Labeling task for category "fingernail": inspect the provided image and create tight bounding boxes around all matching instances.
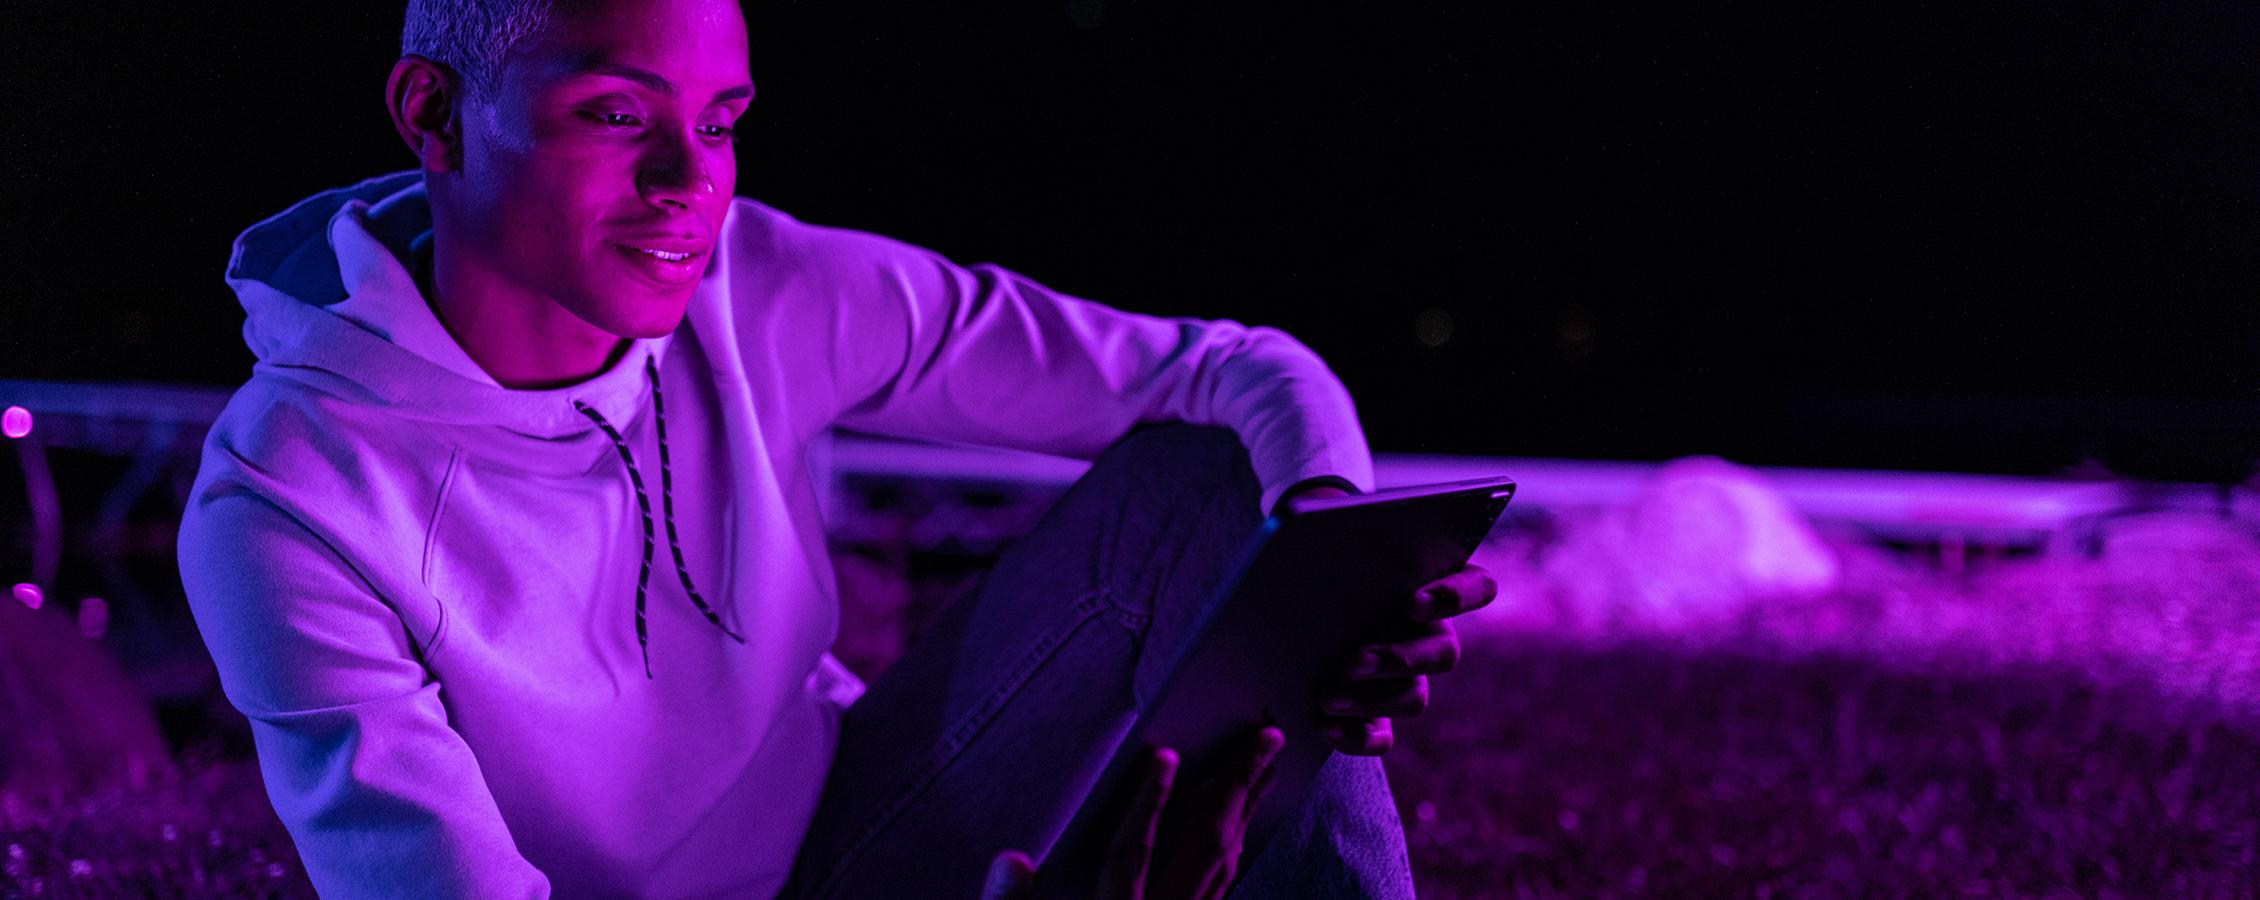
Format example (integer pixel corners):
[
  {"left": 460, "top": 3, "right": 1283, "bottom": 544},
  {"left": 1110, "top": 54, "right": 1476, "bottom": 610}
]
[
  {"left": 1150, "top": 748, "right": 1178, "bottom": 782},
  {"left": 986, "top": 851, "right": 1032, "bottom": 895},
  {"left": 1414, "top": 590, "right": 1439, "bottom": 617},
  {"left": 1325, "top": 698, "right": 1354, "bottom": 714},
  {"left": 1350, "top": 650, "right": 1380, "bottom": 678}
]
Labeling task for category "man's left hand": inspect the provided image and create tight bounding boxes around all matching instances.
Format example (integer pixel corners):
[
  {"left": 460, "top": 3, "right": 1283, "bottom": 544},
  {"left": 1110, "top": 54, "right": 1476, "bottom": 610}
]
[{"left": 1280, "top": 483, "right": 1499, "bottom": 756}]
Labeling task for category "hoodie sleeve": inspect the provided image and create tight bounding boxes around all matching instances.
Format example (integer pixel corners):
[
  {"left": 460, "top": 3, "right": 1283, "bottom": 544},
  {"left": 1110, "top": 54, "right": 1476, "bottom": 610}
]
[
  {"left": 813, "top": 229, "right": 1377, "bottom": 517},
  {"left": 177, "top": 482, "right": 550, "bottom": 900}
]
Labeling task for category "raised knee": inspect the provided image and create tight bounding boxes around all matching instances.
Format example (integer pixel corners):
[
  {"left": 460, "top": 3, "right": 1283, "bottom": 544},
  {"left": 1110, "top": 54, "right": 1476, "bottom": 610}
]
[
  {"left": 1098, "top": 423, "right": 1256, "bottom": 497},
  {"left": 1116, "top": 421, "right": 1239, "bottom": 452}
]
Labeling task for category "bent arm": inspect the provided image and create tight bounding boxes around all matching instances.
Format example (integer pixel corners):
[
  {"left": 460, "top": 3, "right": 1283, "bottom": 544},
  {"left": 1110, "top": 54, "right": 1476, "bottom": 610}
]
[
  {"left": 806, "top": 229, "right": 1375, "bottom": 516},
  {"left": 178, "top": 483, "right": 548, "bottom": 900}
]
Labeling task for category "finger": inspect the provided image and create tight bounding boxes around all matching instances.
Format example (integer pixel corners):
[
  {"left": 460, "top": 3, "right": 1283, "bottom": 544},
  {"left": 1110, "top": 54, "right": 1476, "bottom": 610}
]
[
  {"left": 1241, "top": 761, "right": 1279, "bottom": 827},
  {"left": 1223, "top": 726, "right": 1285, "bottom": 821},
  {"left": 1204, "top": 730, "right": 1274, "bottom": 900},
  {"left": 1212, "top": 726, "right": 1284, "bottom": 854},
  {"left": 1196, "top": 856, "right": 1238, "bottom": 900},
  {"left": 1344, "top": 621, "right": 1459, "bottom": 680},
  {"left": 1322, "top": 716, "right": 1394, "bottom": 756},
  {"left": 1155, "top": 726, "right": 1282, "bottom": 895},
  {"left": 982, "top": 850, "right": 1037, "bottom": 900},
  {"left": 1412, "top": 564, "right": 1499, "bottom": 622},
  {"left": 1251, "top": 725, "right": 1286, "bottom": 768},
  {"left": 1321, "top": 676, "right": 1429, "bottom": 719},
  {"left": 1098, "top": 746, "right": 1177, "bottom": 897}
]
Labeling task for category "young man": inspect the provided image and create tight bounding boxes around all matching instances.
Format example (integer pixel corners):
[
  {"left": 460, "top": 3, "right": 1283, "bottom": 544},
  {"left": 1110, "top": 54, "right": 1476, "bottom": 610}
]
[{"left": 177, "top": 0, "right": 1497, "bottom": 896}]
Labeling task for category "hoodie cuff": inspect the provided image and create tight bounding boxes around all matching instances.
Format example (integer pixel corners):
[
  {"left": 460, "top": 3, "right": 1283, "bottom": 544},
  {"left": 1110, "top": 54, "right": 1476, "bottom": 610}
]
[{"left": 1266, "top": 474, "right": 1363, "bottom": 518}]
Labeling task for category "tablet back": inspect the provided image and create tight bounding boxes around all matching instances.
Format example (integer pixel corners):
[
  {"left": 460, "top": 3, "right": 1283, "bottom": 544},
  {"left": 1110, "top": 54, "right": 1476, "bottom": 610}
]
[{"left": 1033, "top": 476, "right": 1515, "bottom": 896}]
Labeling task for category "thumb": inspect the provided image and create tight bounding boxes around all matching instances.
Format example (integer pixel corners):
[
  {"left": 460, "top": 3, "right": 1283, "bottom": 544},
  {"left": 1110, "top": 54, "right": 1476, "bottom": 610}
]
[{"left": 982, "top": 849, "right": 1038, "bottom": 900}]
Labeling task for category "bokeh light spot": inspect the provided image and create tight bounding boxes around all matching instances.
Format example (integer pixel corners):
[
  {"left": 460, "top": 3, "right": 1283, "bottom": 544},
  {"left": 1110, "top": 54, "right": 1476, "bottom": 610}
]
[
  {"left": 1556, "top": 305, "right": 1597, "bottom": 361},
  {"left": 1415, "top": 308, "right": 1455, "bottom": 347}
]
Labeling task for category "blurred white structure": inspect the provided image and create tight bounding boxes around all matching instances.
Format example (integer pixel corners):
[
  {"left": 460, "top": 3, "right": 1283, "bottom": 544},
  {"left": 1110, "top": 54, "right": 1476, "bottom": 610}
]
[{"left": 1538, "top": 456, "right": 1842, "bottom": 628}]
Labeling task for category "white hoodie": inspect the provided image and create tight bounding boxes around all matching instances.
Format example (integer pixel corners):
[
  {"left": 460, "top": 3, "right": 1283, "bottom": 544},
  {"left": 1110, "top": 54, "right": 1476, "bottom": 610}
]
[{"left": 178, "top": 171, "right": 1375, "bottom": 898}]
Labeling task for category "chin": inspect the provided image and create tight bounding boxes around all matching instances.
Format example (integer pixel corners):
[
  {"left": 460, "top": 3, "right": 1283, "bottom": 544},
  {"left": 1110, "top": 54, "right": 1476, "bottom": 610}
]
[
  {"left": 615, "top": 298, "right": 693, "bottom": 339},
  {"left": 620, "top": 317, "right": 685, "bottom": 340},
  {"left": 578, "top": 281, "right": 693, "bottom": 340}
]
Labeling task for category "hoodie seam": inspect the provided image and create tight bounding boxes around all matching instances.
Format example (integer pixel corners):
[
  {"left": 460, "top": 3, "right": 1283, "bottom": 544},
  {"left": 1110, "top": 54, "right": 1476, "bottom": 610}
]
[{"left": 419, "top": 446, "right": 464, "bottom": 663}]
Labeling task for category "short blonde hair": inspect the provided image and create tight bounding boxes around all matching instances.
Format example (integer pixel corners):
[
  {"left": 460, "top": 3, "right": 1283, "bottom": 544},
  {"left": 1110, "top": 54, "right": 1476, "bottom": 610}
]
[{"left": 399, "top": 0, "right": 556, "bottom": 98}]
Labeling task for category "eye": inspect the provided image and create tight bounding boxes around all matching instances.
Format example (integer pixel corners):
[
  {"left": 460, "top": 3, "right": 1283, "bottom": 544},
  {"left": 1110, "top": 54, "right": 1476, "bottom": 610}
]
[
  {"left": 579, "top": 110, "right": 642, "bottom": 129},
  {"left": 698, "top": 123, "right": 737, "bottom": 141}
]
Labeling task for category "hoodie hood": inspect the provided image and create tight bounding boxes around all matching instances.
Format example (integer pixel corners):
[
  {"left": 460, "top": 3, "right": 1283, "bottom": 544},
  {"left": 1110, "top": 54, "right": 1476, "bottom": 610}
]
[
  {"left": 224, "top": 171, "right": 741, "bottom": 681},
  {"left": 224, "top": 169, "right": 674, "bottom": 440}
]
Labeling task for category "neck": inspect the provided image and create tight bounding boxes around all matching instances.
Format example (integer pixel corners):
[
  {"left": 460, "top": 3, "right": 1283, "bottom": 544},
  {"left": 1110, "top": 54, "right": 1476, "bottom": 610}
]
[{"left": 414, "top": 228, "right": 629, "bottom": 391}]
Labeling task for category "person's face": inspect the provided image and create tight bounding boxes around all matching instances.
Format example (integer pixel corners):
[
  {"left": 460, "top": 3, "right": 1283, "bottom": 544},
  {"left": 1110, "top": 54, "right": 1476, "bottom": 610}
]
[{"left": 451, "top": 0, "right": 752, "bottom": 339}]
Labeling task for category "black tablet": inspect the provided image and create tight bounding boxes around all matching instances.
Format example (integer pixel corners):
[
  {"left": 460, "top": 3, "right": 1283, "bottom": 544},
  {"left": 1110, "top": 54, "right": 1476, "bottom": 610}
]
[{"left": 1032, "top": 475, "right": 1516, "bottom": 896}]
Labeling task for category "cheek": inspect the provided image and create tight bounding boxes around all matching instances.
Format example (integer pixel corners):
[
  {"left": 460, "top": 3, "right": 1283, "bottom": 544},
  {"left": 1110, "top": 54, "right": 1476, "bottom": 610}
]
[
  {"left": 491, "top": 156, "right": 621, "bottom": 259},
  {"left": 712, "top": 143, "right": 739, "bottom": 190},
  {"left": 496, "top": 214, "right": 574, "bottom": 269},
  {"left": 707, "top": 147, "right": 739, "bottom": 222}
]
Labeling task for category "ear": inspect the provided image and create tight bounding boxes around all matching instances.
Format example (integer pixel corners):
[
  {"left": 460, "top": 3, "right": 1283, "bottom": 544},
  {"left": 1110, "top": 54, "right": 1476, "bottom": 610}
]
[{"left": 386, "top": 55, "right": 463, "bottom": 173}]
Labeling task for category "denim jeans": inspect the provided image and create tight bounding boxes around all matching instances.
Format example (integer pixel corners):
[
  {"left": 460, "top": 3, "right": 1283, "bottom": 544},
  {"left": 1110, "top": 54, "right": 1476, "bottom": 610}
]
[{"left": 781, "top": 424, "right": 1416, "bottom": 899}]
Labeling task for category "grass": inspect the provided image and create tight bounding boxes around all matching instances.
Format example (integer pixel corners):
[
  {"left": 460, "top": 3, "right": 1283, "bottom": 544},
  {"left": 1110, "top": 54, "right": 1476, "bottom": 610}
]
[
  {"left": 5, "top": 512, "right": 2256, "bottom": 897},
  {"left": 2, "top": 742, "right": 313, "bottom": 898},
  {"left": 1386, "top": 635, "right": 2258, "bottom": 898}
]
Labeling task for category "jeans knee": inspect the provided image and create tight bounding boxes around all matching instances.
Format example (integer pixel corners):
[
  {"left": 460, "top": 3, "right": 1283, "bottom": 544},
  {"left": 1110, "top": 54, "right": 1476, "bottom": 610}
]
[
  {"left": 1090, "top": 422, "right": 1261, "bottom": 513},
  {"left": 1067, "top": 423, "right": 1265, "bottom": 640}
]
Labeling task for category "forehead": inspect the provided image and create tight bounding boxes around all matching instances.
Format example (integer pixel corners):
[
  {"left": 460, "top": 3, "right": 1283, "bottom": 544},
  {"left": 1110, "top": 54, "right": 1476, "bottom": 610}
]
[{"left": 511, "top": 0, "right": 751, "bottom": 88}]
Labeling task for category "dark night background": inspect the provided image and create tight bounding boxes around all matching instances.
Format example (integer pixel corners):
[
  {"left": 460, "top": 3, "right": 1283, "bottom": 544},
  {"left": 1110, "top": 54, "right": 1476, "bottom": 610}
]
[{"left": 4, "top": 0, "right": 2255, "bottom": 481}]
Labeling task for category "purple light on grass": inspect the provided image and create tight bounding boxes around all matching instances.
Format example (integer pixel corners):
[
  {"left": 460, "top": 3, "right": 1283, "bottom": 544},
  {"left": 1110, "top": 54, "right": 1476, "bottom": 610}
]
[
  {"left": 1, "top": 406, "right": 30, "bottom": 439},
  {"left": 11, "top": 583, "right": 42, "bottom": 610}
]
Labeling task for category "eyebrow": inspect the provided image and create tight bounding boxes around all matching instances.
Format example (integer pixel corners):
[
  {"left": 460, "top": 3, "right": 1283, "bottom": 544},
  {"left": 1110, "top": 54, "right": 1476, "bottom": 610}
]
[{"left": 566, "top": 60, "right": 755, "bottom": 104}]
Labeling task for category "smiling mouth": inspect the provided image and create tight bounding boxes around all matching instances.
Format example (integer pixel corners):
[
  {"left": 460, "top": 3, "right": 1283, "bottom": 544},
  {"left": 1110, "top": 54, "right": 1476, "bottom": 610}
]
[{"left": 608, "top": 242, "right": 709, "bottom": 285}]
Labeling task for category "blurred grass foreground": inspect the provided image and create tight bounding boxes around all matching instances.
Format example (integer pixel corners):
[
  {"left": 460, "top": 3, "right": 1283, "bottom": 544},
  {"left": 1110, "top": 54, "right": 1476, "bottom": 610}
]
[{"left": 5, "top": 472, "right": 2258, "bottom": 897}]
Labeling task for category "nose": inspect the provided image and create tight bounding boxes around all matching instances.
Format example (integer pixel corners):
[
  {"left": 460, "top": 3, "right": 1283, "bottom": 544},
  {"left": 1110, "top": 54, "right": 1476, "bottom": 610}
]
[{"left": 636, "top": 129, "right": 716, "bottom": 211}]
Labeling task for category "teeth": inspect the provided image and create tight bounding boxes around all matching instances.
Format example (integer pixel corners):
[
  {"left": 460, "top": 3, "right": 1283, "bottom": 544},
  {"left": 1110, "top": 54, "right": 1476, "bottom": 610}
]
[{"left": 635, "top": 247, "right": 692, "bottom": 262}]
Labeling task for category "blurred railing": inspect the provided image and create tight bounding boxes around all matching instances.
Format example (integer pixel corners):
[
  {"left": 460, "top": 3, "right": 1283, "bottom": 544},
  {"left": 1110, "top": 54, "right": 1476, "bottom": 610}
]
[{"left": 5, "top": 378, "right": 2253, "bottom": 599}]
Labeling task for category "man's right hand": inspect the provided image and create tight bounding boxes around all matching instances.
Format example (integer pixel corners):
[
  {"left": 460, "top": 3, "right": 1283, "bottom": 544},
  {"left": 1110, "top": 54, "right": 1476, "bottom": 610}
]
[{"left": 983, "top": 725, "right": 1286, "bottom": 900}]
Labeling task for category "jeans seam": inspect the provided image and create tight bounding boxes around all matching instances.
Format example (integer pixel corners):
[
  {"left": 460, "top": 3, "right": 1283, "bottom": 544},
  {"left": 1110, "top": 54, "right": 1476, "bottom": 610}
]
[
  {"left": 809, "top": 588, "right": 1120, "bottom": 899},
  {"left": 1121, "top": 483, "right": 1224, "bottom": 638}
]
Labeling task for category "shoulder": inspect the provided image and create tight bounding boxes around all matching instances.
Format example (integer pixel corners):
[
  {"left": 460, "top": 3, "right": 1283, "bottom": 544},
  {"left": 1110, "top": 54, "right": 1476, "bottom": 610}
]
[
  {"left": 718, "top": 196, "right": 949, "bottom": 290},
  {"left": 187, "top": 376, "right": 452, "bottom": 548},
  {"left": 203, "top": 378, "right": 416, "bottom": 482}
]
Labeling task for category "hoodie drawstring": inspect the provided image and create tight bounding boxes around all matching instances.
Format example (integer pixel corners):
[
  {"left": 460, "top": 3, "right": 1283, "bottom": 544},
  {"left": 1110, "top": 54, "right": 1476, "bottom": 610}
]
[{"left": 573, "top": 355, "right": 746, "bottom": 678}]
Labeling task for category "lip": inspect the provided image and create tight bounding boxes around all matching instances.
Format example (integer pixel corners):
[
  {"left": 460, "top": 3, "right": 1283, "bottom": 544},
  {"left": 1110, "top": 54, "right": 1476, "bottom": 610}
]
[{"left": 607, "top": 241, "right": 709, "bottom": 287}]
